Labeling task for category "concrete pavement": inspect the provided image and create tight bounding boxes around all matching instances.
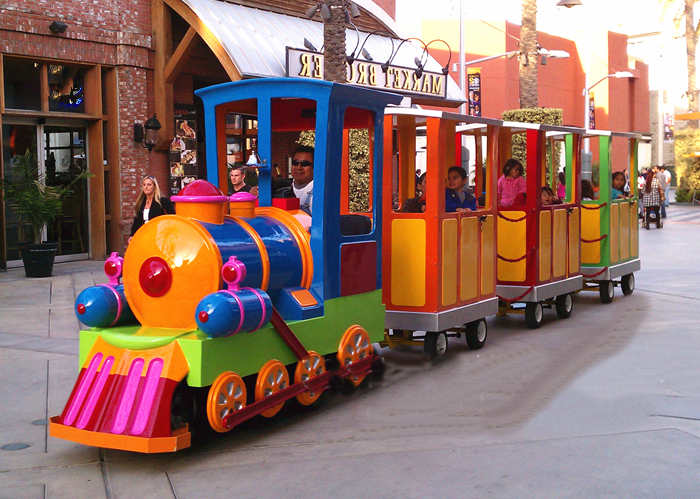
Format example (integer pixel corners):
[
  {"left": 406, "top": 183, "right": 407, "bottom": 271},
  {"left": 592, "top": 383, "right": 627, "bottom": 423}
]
[{"left": 1, "top": 206, "right": 699, "bottom": 498}]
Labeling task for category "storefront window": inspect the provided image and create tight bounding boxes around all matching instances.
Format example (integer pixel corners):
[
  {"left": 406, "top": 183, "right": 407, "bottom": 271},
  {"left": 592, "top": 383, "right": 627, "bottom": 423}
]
[
  {"left": 48, "top": 64, "right": 86, "bottom": 113},
  {"left": 3, "top": 58, "right": 42, "bottom": 110}
]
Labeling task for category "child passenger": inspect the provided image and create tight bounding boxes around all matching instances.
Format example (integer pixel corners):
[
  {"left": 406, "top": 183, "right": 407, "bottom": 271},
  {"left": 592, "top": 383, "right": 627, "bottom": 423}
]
[
  {"left": 498, "top": 158, "right": 527, "bottom": 208},
  {"left": 540, "top": 186, "right": 562, "bottom": 206},
  {"left": 611, "top": 171, "right": 629, "bottom": 199},
  {"left": 445, "top": 166, "right": 477, "bottom": 212}
]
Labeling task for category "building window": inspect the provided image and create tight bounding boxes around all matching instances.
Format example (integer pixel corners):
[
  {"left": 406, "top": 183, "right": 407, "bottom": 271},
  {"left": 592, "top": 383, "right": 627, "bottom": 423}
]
[{"left": 3, "top": 58, "right": 42, "bottom": 110}]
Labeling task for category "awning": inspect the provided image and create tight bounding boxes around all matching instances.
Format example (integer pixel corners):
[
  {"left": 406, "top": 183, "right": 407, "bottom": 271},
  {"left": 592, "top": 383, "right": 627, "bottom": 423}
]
[{"left": 178, "top": 0, "right": 465, "bottom": 106}]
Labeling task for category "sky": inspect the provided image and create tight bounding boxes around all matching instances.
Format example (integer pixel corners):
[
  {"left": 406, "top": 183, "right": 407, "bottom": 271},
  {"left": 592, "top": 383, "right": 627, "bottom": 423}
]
[{"left": 394, "top": 0, "right": 697, "bottom": 107}]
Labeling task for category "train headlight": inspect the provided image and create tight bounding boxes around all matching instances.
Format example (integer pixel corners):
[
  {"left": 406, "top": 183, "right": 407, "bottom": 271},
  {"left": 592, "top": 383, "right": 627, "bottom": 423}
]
[{"left": 139, "top": 257, "right": 173, "bottom": 297}]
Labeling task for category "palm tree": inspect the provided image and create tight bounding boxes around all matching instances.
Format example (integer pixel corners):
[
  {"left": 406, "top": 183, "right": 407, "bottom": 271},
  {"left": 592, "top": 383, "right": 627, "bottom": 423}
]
[
  {"left": 324, "top": 0, "right": 349, "bottom": 83},
  {"left": 519, "top": 0, "right": 539, "bottom": 108},
  {"left": 663, "top": 0, "right": 699, "bottom": 125}
]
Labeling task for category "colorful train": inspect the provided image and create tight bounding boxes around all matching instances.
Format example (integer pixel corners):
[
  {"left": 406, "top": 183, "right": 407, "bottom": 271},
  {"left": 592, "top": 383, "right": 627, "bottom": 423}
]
[{"left": 49, "top": 78, "right": 647, "bottom": 453}]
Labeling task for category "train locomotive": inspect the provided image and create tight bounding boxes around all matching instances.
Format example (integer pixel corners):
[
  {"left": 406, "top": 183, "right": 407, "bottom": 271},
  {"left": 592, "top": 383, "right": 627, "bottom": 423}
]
[
  {"left": 49, "top": 77, "right": 648, "bottom": 454},
  {"left": 50, "top": 78, "right": 402, "bottom": 453}
]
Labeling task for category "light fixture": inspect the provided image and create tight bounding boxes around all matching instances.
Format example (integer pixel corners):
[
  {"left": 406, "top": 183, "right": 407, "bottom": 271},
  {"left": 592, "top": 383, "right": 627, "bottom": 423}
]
[
  {"left": 303, "top": 38, "right": 318, "bottom": 52},
  {"left": 320, "top": 3, "right": 331, "bottom": 21},
  {"left": 556, "top": 0, "right": 583, "bottom": 7},
  {"left": 304, "top": 4, "right": 320, "bottom": 18},
  {"left": 349, "top": 2, "right": 361, "bottom": 18},
  {"left": 49, "top": 21, "right": 67, "bottom": 34},
  {"left": 414, "top": 57, "right": 423, "bottom": 78},
  {"left": 612, "top": 71, "right": 634, "bottom": 78},
  {"left": 361, "top": 48, "right": 373, "bottom": 61},
  {"left": 134, "top": 115, "right": 161, "bottom": 152}
]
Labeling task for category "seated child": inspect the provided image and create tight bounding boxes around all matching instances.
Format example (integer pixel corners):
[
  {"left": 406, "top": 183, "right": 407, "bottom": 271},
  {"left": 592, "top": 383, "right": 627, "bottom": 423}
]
[
  {"left": 445, "top": 166, "right": 477, "bottom": 212},
  {"left": 611, "top": 171, "right": 629, "bottom": 199}
]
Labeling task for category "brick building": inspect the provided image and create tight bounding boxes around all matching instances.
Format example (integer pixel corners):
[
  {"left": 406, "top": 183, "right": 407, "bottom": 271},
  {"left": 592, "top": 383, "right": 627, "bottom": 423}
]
[{"left": 1, "top": 0, "right": 428, "bottom": 268}]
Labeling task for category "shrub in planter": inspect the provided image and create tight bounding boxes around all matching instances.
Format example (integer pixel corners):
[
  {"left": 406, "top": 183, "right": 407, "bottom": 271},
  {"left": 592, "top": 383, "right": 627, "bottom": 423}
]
[{"left": 2, "top": 150, "right": 90, "bottom": 277}]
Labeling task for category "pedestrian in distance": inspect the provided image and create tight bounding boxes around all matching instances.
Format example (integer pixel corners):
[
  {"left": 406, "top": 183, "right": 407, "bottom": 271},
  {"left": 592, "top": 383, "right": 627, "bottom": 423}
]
[{"left": 642, "top": 166, "right": 664, "bottom": 230}]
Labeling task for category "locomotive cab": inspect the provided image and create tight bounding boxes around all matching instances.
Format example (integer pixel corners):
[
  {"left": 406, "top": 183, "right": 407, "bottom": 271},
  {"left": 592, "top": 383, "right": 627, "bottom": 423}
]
[{"left": 51, "top": 78, "right": 402, "bottom": 453}]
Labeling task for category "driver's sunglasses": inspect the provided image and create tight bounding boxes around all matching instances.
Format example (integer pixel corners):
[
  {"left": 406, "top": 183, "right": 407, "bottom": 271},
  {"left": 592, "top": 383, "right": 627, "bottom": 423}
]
[{"left": 292, "top": 160, "right": 312, "bottom": 167}]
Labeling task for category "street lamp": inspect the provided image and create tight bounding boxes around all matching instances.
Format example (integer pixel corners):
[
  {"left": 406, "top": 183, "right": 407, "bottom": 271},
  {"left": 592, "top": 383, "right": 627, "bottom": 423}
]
[{"left": 583, "top": 71, "right": 635, "bottom": 151}]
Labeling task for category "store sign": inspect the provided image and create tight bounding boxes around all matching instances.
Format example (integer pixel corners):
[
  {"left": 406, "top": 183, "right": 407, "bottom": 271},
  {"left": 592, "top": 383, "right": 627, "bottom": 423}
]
[
  {"left": 467, "top": 67, "right": 481, "bottom": 116},
  {"left": 286, "top": 47, "right": 447, "bottom": 99}
]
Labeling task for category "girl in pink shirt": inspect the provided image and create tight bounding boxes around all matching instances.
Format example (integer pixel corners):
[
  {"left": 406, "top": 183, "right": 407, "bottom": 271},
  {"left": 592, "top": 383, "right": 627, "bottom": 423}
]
[{"left": 498, "top": 158, "right": 527, "bottom": 207}]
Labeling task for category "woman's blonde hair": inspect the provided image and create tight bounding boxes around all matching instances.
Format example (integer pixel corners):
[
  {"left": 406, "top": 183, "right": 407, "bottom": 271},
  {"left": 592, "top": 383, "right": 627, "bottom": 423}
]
[{"left": 135, "top": 175, "right": 162, "bottom": 208}]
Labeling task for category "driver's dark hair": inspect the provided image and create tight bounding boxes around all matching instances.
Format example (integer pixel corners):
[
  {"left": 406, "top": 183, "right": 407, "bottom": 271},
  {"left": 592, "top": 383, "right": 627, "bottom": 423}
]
[{"left": 293, "top": 145, "right": 314, "bottom": 161}]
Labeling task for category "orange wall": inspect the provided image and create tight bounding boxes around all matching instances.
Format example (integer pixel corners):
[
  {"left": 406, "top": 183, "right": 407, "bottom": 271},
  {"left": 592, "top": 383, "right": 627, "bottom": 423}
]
[{"left": 422, "top": 20, "right": 649, "bottom": 141}]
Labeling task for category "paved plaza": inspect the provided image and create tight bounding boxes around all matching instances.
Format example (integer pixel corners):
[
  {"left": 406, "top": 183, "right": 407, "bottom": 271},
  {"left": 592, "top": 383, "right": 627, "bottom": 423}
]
[{"left": 1, "top": 205, "right": 699, "bottom": 498}]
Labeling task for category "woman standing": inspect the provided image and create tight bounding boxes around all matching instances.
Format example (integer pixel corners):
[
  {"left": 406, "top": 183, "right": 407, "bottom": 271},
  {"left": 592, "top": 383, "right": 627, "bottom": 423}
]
[
  {"left": 642, "top": 167, "right": 664, "bottom": 229},
  {"left": 130, "top": 176, "right": 174, "bottom": 239}
]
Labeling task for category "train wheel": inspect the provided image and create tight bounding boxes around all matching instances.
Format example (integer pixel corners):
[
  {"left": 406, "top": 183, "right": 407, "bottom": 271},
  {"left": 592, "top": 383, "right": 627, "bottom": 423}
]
[
  {"left": 255, "top": 359, "right": 290, "bottom": 418},
  {"left": 337, "top": 325, "right": 372, "bottom": 387},
  {"left": 465, "top": 320, "right": 487, "bottom": 350},
  {"left": 424, "top": 331, "right": 448, "bottom": 359},
  {"left": 206, "top": 371, "right": 246, "bottom": 433},
  {"left": 621, "top": 274, "right": 635, "bottom": 296},
  {"left": 525, "top": 302, "right": 543, "bottom": 329},
  {"left": 599, "top": 280, "right": 615, "bottom": 304},
  {"left": 555, "top": 294, "right": 574, "bottom": 319},
  {"left": 294, "top": 351, "right": 326, "bottom": 406}
]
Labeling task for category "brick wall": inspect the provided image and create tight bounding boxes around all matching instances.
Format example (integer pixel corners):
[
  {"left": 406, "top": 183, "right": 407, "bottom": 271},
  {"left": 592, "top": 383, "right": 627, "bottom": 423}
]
[{"left": 1, "top": 0, "right": 155, "bottom": 252}]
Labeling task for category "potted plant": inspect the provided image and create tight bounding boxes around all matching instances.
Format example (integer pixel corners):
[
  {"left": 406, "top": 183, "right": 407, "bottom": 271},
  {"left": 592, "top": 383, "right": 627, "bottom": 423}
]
[{"left": 2, "top": 149, "right": 89, "bottom": 277}]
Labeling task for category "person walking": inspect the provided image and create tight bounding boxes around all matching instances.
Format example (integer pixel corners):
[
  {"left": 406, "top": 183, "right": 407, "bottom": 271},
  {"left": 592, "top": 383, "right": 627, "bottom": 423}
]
[
  {"left": 656, "top": 165, "right": 669, "bottom": 219},
  {"left": 642, "top": 167, "right": 664, "bottom": 230},
  {"left": 129, "top": 175, "right": 174, "bottom": 242}
]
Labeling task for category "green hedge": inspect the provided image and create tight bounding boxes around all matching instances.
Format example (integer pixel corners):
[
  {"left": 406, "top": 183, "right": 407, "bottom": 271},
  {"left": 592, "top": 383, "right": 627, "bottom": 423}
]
[
  {"left": 297, "top": 129, "right": 371, "bottom": 212},
  {"left": 674, "top": 128, "right": 700, "bottom": 197},
  {"left": 502, "top": 108, "right": 563, "bottom": 177}
]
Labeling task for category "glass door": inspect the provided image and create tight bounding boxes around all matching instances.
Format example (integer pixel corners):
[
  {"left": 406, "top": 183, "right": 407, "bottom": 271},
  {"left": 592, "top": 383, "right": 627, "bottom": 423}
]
[{"left": 44, "top": 126, "right": 88, "bottom": 257}]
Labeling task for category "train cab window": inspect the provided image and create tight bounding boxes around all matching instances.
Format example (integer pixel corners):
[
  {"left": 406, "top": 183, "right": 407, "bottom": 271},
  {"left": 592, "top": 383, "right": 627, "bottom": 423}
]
[
  {"left": 457, "top": 131, "right": 490, "bottom": 211},
  {"left": 498, "top": 130, "right": 528, "bottom": 209},
  {"left": 270, "top": 98, "right": 317, "bottom": 211},
  {"left": 217, "top": 98, "right": 258, "bottom": 194},
  {"left": 339, "top": 107, "right": 374, "bottom": 235},
  {"left": 390, "top": 116, "right": 428, "bottom": 215}
]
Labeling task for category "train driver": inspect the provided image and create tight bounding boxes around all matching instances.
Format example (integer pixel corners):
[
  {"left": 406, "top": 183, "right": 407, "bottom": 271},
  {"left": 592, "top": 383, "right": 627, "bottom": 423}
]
[{"left": 291, "top": 145, "right": 314, "bottom": 215}]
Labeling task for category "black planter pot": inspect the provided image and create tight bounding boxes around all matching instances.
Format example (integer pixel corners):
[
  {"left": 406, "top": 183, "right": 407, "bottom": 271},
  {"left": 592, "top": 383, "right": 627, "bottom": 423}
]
[{"left": 20, "top": 242, "right": 59, "bottom": 278}]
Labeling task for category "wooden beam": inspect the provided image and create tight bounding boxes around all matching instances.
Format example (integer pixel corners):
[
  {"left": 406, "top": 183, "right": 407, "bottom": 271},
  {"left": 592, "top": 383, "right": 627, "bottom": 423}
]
[
  {"left": 164, "top": 27, "right": 199, "bottom": 83},
  {"left": 153, "top": 0, "right": 174, "bottom": 151},
  {"left": 87, "top": 119, "right": 106, "bottom": 259},
  {"left": 40, "top": 63, "right": 49, "bottom": 112},
  {"left": 84, "top": 64, "right": 103, "bottom": 116},
  {"left": 0, "top": 53, "right": 4, "bottom": 113},
  {"left": 84, "top": 66, "right": 106, "bottom": 259},
  {"left": 103, "top": 68, "right": 123, "bottom": 253},
  {"left": 163, "top": 0, "right": 242, "bottom": 82}
]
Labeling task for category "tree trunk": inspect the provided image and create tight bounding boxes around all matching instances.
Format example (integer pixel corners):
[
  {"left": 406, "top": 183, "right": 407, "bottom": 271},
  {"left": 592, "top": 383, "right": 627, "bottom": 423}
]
[
  {"left": 519, "top": 0, "right": 538, "bottom": 108},
  {"left": 324, "top": 0, "right": 348, "bottom": 83},
  {"left": 685, "top": 0, "right": 698, "bottom": 127}
]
